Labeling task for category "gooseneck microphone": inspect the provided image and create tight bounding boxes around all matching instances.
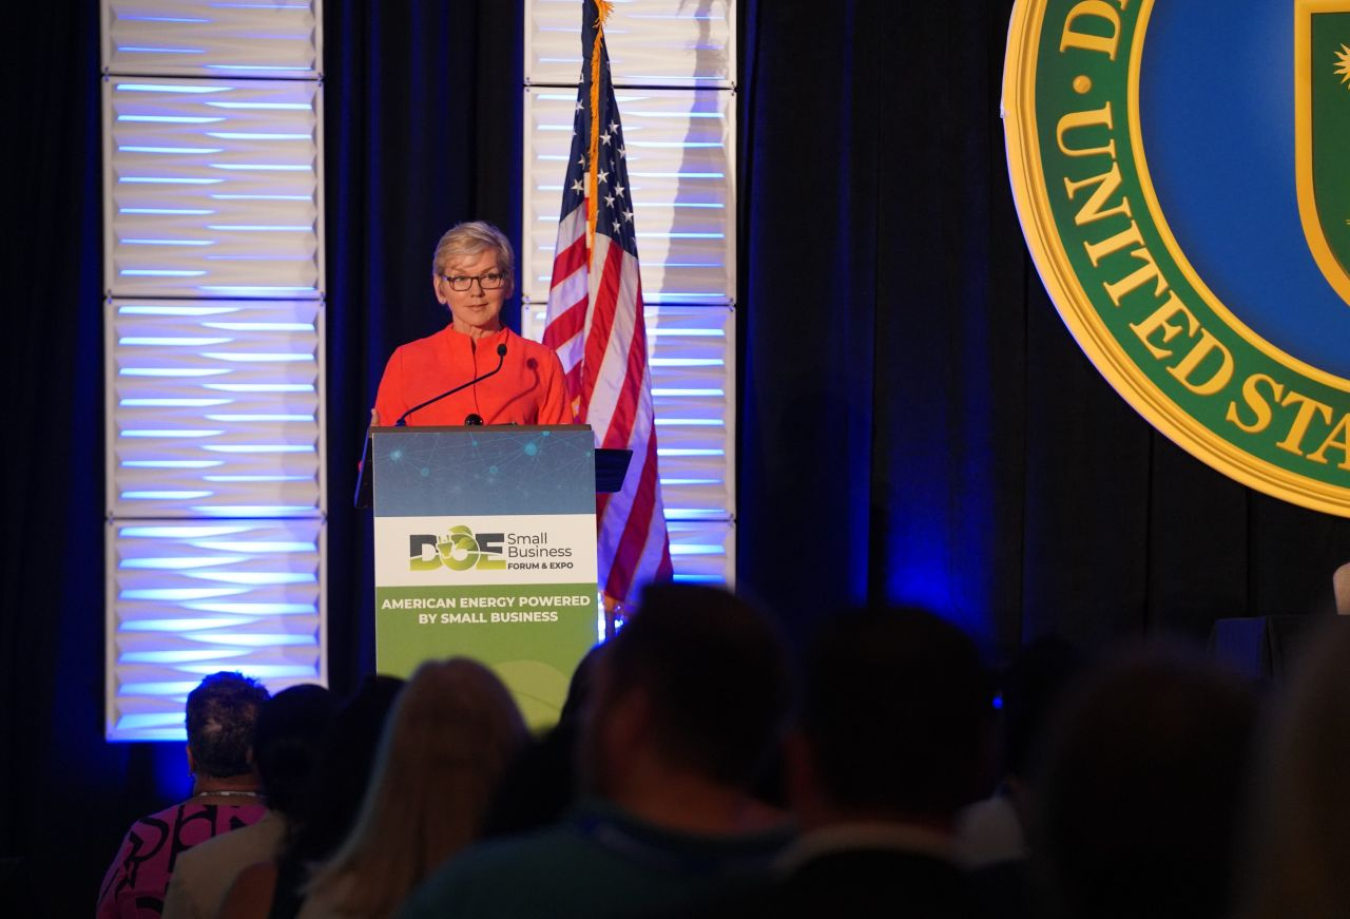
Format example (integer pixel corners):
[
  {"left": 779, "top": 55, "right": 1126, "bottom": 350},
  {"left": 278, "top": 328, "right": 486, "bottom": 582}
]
[{"left": 394, "top": 343, "right": 507, "bottom": 426}]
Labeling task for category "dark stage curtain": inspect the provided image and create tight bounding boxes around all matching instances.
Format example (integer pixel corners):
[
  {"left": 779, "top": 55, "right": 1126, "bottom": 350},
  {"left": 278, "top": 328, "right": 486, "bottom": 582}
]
[
  {"left": 5, "top": 1, "right": 1350, "bottom": 915},
  {"left": 1, "top": 4, "right": 132, "bottom": 917},
  {"left": 736, "top": 0, "right": 1350, "bottom": 658}
]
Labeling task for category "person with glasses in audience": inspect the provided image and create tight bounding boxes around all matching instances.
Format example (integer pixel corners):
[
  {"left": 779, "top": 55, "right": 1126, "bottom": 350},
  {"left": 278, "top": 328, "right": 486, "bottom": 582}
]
[{"left": 371, "top": 221, "right": 574, "bottom": 428}]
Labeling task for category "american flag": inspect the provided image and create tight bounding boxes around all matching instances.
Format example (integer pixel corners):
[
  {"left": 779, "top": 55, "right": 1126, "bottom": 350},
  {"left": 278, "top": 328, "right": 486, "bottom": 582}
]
[{"left": 543, "top": 0, "right": 673, "bottom": 608}]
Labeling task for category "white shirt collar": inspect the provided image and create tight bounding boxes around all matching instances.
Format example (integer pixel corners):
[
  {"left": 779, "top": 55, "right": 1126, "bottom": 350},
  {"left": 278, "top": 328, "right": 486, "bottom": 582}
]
[{"left": 776, "top": 821, "right": 957, "bottom": 873}]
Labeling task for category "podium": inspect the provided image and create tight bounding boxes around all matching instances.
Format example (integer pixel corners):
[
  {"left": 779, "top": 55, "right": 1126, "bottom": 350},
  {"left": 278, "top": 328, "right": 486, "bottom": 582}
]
[{"left": 357, "top": 424, "right": 614, "bottom": 727}]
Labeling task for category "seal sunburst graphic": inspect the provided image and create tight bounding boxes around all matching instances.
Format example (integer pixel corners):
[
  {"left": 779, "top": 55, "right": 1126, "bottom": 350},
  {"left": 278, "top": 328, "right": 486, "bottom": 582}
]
[{"left": 1337, "top": 43, "right": 1350, "bottom": 87}]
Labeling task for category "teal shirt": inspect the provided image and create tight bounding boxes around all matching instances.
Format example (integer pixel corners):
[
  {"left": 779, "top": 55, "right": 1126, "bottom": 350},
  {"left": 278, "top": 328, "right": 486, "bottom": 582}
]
[{"left": 399, "top": 799, "right": 793, "bottom": 918}]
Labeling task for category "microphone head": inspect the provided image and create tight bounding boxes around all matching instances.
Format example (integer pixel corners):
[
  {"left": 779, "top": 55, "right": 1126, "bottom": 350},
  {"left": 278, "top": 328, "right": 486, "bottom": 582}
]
[
  {"left": 496, "top": 343, "right": 507, "bottom": 357},
  {"left": 464, "top": 413, "right": 484, "bottom": 426}
]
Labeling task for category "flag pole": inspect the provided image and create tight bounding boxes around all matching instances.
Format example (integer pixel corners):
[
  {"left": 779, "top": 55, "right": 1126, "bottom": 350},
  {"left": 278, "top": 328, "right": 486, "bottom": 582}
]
[{"left": 585, "top": 0, "right": 614, "bottom": 262}]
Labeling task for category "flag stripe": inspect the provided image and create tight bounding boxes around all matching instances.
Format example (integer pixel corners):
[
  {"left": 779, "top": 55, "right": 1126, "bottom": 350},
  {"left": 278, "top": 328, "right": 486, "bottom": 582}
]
[
  {"left": 585, "top": 254, "right": 641, "bottom": 447},
  {"left": 578, "top": 239, "right": 624, "bottom": 421},
  {"left": 542, "top": 299, "right": 586, "bottom": 353},
  {"left": 604, "top": 432, "right": 663, "bottom": 598},
  {"left": 603, "top": 285, "right": 647, "bottom": 450}
]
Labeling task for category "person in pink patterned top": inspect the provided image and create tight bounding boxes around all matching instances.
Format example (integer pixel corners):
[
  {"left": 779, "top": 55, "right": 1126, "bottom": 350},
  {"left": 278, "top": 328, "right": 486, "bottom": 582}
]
[{"left": 97, "top": 672, "right": 271, "bottom": 918}]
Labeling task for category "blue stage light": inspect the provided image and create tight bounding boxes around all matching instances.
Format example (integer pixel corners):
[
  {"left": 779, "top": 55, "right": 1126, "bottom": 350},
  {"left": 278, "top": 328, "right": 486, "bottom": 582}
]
[
  {"left": 119, "top": 336, "right": 230, "bottom": 345},
  {"left": 668, "top": 544, "right": 724, "bottom": 556},
  {"left": 121, "top": 460, "right": 226, "bottom": 468},
  {"left": 185, "top": 634, "right": 315, "bottom": 647},
  {"left": 114, "top": 84, "right": 224, "bottom": 93},
  {"left": 200, "top": 444, "right": 315, "bottom": 453},
  {"left": 119, "top": 650, "right": 250, "bottom": 665},
  {"left": 172, "top": 664, "right": 318, "bottom": 678},
  {"left": 183, "top": 601, "right": 315, "bottom": 615},
  {"left": 119, "top": 490, "right": 216, "bottom": 500},
  {"left": 120, "top": 525, "right": 253, "bottom": 538},
  {"left": 186, "top": 571, "right": 316, "bottom": 585},
  {"left": 191, "top": 505, "right": 319, "bottom": 517},
  {"left": 118, "top": 617, "right": 244, "bottom": 632},
  {"left": 119, "top": 680, "right": 212, "bottom": 696},
  {"left": 202, "top": 383, "right": 314, "bottom": 392},
  {"left": 120, "top": 399, "right": 233, "bottom": 408},
  {"left": 187, "top": 541, "right": 315, "bottom": 553},
  {"left": 119, "top": 557, "right": 246, "bottom": 571},
  {"left": 119, "top": 368, "right": 230, "bottom": 377},
  {"left": 121, "top": 587, "right": 250, "bottom": 601}
]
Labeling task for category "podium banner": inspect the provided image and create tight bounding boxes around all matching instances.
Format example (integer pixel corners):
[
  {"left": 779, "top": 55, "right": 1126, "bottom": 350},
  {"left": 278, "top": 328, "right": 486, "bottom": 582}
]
[{"left": 370, "top": 426, "right": 598, "bottom": 727}]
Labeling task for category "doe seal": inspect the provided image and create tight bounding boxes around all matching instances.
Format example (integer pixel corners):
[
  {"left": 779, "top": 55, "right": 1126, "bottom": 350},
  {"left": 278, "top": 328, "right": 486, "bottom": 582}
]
[{"left": 1004, "top": 0, "right": 1350, "bottom": 515}]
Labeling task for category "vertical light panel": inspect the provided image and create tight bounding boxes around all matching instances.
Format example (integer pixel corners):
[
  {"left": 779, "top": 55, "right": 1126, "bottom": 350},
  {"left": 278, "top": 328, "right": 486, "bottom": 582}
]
[
  {"left": 102, "top": 2, "right": 325, "bottom": 741},
  {"left": 109, "top": 299, "right": 323, "bottom": 519},
  {"left": 522, "top": 88, "right": 735, "bottom": 305},
  {"left": 526, "top": 0, "right": 734, "bottom": 87},
  {"left": 107, "top": 520, "right": 324, "bottom": 742},
  {"left": 103, "top": 0, "right": 321, "bottom": 79},
  {"left": 105, "top": 77, "right": 323, "bottom": 298},
  {"left": 522, "top": 0, "right": 736, "bottom": 590}
]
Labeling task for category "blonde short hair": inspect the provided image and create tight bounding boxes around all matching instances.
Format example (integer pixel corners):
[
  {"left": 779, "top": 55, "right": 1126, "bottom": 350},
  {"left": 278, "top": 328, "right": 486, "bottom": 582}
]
[{"left": 432, "top": 221, "right": 515, "bottom": 297}]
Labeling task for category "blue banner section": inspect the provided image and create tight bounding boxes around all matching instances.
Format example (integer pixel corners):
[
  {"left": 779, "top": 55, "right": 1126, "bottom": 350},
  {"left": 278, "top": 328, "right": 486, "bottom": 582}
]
[{"left": 372, "top": 426, "right": 597, "bottom": 517}]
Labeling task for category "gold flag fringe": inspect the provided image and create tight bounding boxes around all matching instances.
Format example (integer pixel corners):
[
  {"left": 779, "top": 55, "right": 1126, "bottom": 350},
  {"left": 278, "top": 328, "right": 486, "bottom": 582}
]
[{"left": 586, "top": 1, "right": 615, "bottom": 260}]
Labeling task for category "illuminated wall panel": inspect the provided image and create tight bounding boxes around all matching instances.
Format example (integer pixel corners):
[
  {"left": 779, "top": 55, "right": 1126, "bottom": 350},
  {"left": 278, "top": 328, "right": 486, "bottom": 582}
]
[
  {"left": 108, "top": 299, "right": 323, "bottom": 518},
  {"left": 103, "top": 0, "right": 321, "bottom": 79},
  {"left": 103, "top": 2, "right": 326, "bottom": 740},
  {"left": 667, "top": 521, "right": 735, "bottom": 584},
  {"left": 526, "top": 0, "right": 733, "bottom": 87},
  {"left": 106, "top": 519, "right": 325, "bottom": 742},
  {"left": 523, "top": 88, "right": 733, "bottom": 305},
  {"left": 105, "top": 78, "right": 322, "bottom": 299}
]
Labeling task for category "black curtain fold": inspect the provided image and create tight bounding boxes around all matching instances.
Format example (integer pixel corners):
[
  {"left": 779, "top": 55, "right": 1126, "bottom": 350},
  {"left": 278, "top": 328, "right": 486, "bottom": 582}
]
[
  {"left": 5, "top": 2, "right": 1350, "bottom": 916},
  {"left": 737, "top": 0, "right": 1350, "bottom": 658}
]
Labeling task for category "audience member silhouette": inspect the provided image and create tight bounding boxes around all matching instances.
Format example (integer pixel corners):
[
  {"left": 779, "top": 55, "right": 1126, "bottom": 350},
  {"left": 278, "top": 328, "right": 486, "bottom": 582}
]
[
  {"left": 163, "top": 683, "right": 335, "bottom": 919},
  {"left": 217, "top": 675, "right": 406, "bottom": 919},
  {"left": 97, "top": 672, "right": 271, "bottom": 919},
  {"left": 1237, "top": 620, "right": 1350, "bottom": 919},
  {"left": 1035, "top": 649, "right": 1259, "bottom": 919},
  {"left": 400, "top": 583, "right": 794, "bottom": 918},
  {"left": 294, "top": 659, "right": 526, "bottom": 918},
  {"left": 702, "top": 604, "right": 994, "bottom": 918}
]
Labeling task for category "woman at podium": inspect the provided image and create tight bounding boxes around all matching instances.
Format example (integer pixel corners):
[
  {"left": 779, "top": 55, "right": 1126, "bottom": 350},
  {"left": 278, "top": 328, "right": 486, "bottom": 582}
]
[{"left": 372, "top": 221, "right": 574, "bottom": 427}]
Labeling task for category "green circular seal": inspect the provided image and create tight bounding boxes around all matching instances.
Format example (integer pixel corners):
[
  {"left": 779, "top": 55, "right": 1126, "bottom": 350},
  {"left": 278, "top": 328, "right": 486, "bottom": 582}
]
[{"left": 1004, "top": 0, "right": 1350, "bottom": 515}]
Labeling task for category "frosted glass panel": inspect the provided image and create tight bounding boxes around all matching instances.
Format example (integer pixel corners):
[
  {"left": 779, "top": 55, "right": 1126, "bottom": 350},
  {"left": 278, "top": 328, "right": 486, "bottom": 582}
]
[
  {"left": 108, "top": 299, "right": 324, "bottom": 518},
  {"left": 105, "top": 77, "right": 322, "bottom": 299},
  {"left": 526, "top": 0, "right": 733, "bottom": 88},
  {"left": 107, "top": 519, "right": 325, "bottom": 742},
  {"left": 103, "top": 0, "right": 321, "bottom": 79},
  {"left": 523, "top": 87, "right": 734, "bottom": 305},
  {"left": 668, "top": 520, "right": 735, "bottom": 585}
]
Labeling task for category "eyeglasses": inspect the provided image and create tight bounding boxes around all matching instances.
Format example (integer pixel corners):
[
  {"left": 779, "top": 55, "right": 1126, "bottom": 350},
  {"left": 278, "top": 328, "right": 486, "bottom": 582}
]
[{"left": 441, "top": 270, "right": 506, "bottom": 292}]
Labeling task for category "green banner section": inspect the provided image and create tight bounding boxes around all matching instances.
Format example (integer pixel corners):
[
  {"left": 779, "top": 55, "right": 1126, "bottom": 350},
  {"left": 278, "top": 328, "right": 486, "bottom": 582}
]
[
  {"left": 376, "top": 582, "right": 597, "bottom": 729},
  {"left": 1313, "top": 13, "right": 1350, "bottom": 274}
]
